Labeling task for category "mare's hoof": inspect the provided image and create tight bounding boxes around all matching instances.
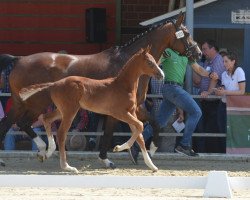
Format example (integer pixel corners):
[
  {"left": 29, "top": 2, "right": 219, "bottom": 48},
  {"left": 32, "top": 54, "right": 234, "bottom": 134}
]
[
  {"left": 109, "top": 162, "right": 116, "bottom": 169},
  {"left": 98, "top": 157, "right": 116, "bottom": 169},
  {"left": 37, "top": 153, "right": 46, "bottom": 162}
]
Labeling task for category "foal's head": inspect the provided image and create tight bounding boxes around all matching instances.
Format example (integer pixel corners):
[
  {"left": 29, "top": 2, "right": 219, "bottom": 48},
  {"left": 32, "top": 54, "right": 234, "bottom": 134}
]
[{"left": 138, "top": 46, "right": 164, "bottom": 80}]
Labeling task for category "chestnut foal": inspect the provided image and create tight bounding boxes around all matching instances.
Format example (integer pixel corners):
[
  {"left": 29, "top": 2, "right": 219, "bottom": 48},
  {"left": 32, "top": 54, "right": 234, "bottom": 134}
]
[{"left": 19, "top": 47, "right": 164, "bottom": 173}]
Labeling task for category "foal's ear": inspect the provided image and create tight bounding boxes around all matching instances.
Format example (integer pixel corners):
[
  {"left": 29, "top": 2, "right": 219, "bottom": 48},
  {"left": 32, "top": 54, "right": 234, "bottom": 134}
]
[
  {"left": 145, "top": 45, "right": 152, "bottom": 53},
  {"left": 176, "top": 11, "right": 185, "bottom": 27}
]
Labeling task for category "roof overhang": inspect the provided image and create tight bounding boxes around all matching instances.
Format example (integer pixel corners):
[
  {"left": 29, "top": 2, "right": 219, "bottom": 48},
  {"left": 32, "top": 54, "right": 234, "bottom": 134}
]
[{"left": 140, "top": 0, "right": 218, "bottom": 26}]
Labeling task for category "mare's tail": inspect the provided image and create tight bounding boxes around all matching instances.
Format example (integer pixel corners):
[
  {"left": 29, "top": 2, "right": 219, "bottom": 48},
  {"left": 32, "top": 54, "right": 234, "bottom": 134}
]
[
  {"left": 19, "top": 82, "right": 54, "bottom": 101},
  {"left": 0, "top": 54, "right": 19, "bottom": 73}
]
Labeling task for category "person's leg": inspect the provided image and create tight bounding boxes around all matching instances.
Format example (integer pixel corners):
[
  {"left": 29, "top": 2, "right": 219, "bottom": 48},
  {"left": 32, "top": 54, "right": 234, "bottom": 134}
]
[
  {"left": 148, "top": 85, "right": 178, "bottom": 157},
  {"left": 163, "top": 87, "right": 201, "bottom": 156},
  {"left": 176, "top": 93, "right": 202, "bottom": 147},
  {"left": 4, "top": 129, "right": 16, "bottom": 150},
  {"left": 217, "top": 101, "right": 227, "bottom": 153}
]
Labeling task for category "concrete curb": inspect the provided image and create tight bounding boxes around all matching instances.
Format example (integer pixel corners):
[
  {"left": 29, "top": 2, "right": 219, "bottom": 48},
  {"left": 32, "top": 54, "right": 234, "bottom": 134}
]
[{"left": 0, "top": 150, "right": 249, "bottom": 162}]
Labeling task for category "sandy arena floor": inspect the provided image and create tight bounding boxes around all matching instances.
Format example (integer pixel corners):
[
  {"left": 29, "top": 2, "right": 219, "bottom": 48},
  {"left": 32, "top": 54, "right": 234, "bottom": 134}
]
[{"left": 0, "top": 151, "right": 249, "bottom": 199}]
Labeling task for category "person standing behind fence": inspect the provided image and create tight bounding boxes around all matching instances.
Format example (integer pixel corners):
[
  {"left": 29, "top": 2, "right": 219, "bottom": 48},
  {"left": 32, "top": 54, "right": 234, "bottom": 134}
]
[
  {"left": 214, "top": 51, "right": 246, "bottom": 134},
  {"left": 152, "top": 48, "right": 218, "bottom": 157},
  {"left": 199, "top": 39, "right": 226, "bottom": 153}
]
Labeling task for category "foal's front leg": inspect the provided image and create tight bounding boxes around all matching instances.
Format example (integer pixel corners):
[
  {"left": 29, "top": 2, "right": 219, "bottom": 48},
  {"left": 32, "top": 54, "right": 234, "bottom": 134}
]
[
  {"left": 135, "top": 132, "right": 158, "bottom": 172},
  {"left": 113, "top": 112, "right": 143, "bottom": 152}
]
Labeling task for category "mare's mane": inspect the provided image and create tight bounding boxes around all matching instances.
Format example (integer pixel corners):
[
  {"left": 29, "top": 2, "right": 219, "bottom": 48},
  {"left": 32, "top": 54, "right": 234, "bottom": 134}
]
[
  {"left": 115, "top": 49, "right": 144, "bottom": 77},
  {"left": 119, "top": 20, "right": 173, "bottom": 49},
  {"left": 106, "top": 20, "right": 174, "bottom": 59}
]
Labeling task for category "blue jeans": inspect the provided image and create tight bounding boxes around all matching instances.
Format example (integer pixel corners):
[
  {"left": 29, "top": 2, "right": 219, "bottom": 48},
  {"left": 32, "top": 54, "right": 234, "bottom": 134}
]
[
  {"left": 156, "top": 84, "right": 202, "bottom": 147},
  {"left": 143, "top": 123, "right": 153, "bottom": 142}
]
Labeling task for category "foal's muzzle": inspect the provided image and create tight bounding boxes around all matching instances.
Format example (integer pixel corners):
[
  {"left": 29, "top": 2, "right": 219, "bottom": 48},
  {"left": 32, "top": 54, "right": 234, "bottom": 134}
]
[{"left": 155, "top": 69, "right": 165, "bottom": 80}]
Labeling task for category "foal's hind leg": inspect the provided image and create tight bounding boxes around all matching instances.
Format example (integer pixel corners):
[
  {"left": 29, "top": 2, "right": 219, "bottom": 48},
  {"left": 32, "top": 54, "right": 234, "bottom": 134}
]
[
  {"left": 41, "top": 109, "right": 61, "bottom": 159},
  {"left": 57, "top": 114, "right": 79, "bottom": 173}
]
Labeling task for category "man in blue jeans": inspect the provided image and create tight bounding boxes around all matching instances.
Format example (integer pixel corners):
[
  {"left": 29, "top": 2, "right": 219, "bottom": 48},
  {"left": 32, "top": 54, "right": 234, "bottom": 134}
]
[{"left": 151, "top": 48, "right": 218, "bottom": 157}]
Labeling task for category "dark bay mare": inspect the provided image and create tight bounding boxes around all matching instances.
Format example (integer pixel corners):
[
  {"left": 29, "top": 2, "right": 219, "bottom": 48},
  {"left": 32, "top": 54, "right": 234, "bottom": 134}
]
[
  {"left": 19, "top": 47, "right": 164, "bottom": 172},
  {"left": 0, "top": 13, "right": 201, "bottom": 168}
]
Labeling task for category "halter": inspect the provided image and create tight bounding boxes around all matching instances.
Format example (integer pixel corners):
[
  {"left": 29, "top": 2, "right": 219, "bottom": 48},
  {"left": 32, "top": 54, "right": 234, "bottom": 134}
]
[{"left": 170, "top": 20, "right": 198, "bottom": 59}]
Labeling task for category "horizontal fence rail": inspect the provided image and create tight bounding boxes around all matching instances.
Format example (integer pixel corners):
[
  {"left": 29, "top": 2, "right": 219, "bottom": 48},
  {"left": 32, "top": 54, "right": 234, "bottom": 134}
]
[
  {"left": 0, "top": 93, "right": 226, "bottom": 138},
  {"left": 6, "top": 131, "right": 226, "bottom": 138}
]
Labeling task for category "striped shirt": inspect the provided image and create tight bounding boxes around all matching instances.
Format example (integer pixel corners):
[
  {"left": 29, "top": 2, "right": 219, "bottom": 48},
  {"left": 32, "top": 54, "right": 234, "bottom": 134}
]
[{"left": 200, "top": 53, "right": 226, "bottom": 92}]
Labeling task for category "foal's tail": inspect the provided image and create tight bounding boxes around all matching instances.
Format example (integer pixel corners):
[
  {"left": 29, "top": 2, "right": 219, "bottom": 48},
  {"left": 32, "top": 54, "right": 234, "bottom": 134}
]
[
  {"left": 19, "top": 82, "right": 54, "bottom": 101},
  {"left": 0, "top": 54, "right": 19, "bottom": 73}
]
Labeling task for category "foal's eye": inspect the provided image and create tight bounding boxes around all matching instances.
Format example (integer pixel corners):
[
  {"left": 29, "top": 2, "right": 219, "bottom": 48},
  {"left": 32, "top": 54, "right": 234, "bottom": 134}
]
[{"left": 147, "top": 60, "right": 154, "bottom": 67}]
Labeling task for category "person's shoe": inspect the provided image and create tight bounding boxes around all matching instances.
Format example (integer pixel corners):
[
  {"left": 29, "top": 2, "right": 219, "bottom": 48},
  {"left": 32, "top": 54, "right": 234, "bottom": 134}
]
[
  {"left": 175, "top": 144, "right": 199, "bottom": 157},
  {"left": 149, "top": 141, "right": 158, "bottom": 157},
  {"left": 128, "top": 145, "right": 139, "bottom": 165}
]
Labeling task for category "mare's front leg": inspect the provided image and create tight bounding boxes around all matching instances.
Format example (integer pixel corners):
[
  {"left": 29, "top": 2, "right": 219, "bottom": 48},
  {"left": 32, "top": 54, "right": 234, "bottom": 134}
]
[
  {"left": 41, "top": 109, "right": 61, "bottom": 159},
  {"left": 98, "top": 116, "right": 117, "bottom": 169},
  {"left": 16, "top": 111, "right": 46, "bottom": 160}
]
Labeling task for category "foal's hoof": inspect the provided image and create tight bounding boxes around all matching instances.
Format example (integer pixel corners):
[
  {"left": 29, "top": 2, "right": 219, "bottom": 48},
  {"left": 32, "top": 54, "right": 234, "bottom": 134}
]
[
  {"left": 152, "top": 166, "right": 158, "bottom": 173},
  {"left": 113, "top": 145, "right": 121, "bottom": 152},
  {"left": 63, "top": 166, "right": 79, "bottom": 173}
]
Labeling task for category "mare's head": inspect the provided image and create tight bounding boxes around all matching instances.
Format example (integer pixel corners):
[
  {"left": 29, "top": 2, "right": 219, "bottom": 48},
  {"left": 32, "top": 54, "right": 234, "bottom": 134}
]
[
  {"left": 165, "top": 12, "right": 202, "bottom": 62},
  {"left": 137, "top": 46, "right": 164, "bottom": 80}
]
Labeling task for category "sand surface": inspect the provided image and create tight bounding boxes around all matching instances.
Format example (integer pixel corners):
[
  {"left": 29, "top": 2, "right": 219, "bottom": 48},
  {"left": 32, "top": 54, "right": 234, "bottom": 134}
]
[{"left": 0, "top": 152, "right": 249, "bottom": 199}]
